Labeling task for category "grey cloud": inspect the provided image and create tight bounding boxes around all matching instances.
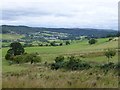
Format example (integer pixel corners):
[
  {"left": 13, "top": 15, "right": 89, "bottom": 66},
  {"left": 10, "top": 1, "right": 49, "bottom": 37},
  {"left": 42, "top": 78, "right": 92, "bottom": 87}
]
[
  {"left": 2, "top": 8, "right": 74, "bottom": 21},
  {"left": 2, "top": 9, "right": 52, "bottom": 20},
  {"left": 1, "top": 0, "right": 118, "bottom": 30}
]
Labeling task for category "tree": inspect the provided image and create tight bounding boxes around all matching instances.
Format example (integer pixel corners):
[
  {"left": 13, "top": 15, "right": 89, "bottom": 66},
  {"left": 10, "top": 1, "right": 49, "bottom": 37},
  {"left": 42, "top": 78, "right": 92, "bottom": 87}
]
[
  {"left": 104, "top": 49, "right": 116, "bottom": 63},
  {"left": 50, "top": 41, "right": 56, "bottom": 46},
  {"left": 5, "top": 42, "right": 25, "bottom": 60},
  {"left": 10, "top": 42, "right": 25, "bottom": 56},
  {"left": 66, "top": 41, "right": 70, "bottom": 45},
  {"left": 5, "top": 53, "right": 13, "bottom": 60},
  {"left": 88, "top": 38, "right": 97, "bottom": 45},
  {"left": 5, "top": 49, "right": 14, "bottom": 60},
  {"left": 59, "top": 43, "right": 63, "bottom": 46},
  {"left": 108, "top": 38, "right": 113, "bottom": 41}
]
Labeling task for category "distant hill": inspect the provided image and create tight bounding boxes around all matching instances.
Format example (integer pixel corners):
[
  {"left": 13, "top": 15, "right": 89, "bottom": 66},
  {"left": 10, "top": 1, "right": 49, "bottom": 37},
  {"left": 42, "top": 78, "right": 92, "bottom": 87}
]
[{"left": 0, "top": 25, "right": 118, "bottom": 38}]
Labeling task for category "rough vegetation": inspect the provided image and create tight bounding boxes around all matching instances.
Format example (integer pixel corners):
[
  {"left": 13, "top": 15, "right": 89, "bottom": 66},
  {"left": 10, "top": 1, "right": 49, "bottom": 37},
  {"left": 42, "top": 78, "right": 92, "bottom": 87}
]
[{"left": 2, "top": 35, "right": 119, "bottom": 88}]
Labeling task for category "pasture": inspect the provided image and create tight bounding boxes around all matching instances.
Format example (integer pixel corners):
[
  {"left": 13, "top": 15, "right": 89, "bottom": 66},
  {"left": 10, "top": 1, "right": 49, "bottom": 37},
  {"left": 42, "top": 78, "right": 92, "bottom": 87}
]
[
  {"left": 2, "top": 37, "right": 119, "bottom": 88},
  {"left": 1, "top": 34, "right": 24, "bottom": 40}
]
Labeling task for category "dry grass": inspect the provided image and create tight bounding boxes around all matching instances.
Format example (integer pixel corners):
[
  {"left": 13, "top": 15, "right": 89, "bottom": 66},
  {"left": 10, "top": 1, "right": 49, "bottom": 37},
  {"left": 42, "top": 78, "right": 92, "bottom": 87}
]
[{"left": 2, "top": 65, "right": 118, "bottom": 88}]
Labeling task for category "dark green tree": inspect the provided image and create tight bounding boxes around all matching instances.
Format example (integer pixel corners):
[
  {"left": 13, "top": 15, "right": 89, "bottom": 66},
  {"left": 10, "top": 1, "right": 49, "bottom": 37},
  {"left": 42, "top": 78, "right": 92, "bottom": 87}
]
[
  {"left": 50, "top": 41, "right": 56, "bottom": 46},
  {"left": 5, "top": 49, "right": 14, "bottom": 60},
  {"left": 5, "top": 42, "right": 25, "bottom": 60},
  {"left": 10, "top": 42, "right": 25, "bottom": 56},
  {"left": 59, "top": 43, "right": 63, "bottom": 46},
  {"left": 66, "top": 41, "right": 70, "bottom": 45},
  {"left": 88, "top": 38, "right": 97, "bottom": 45}
]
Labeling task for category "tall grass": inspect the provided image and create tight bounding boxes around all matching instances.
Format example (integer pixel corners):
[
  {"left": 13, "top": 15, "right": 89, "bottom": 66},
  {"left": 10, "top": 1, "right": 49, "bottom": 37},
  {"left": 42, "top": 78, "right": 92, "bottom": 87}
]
[{"left": 2, "top": 66, "right": 118, "bottom": 88}]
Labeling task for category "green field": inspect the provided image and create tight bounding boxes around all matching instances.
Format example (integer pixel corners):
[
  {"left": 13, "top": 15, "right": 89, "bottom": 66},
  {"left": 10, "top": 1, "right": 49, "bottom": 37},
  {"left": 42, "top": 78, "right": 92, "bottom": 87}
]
[
  {"left": 2, "top": 37, "right": 119, "bottom": 88},
  {"left": 1, "top": 34, "right": 24, "bottom": 40},
  {"left": 2, "top": 38, "right": 118, "bottom": 72}
]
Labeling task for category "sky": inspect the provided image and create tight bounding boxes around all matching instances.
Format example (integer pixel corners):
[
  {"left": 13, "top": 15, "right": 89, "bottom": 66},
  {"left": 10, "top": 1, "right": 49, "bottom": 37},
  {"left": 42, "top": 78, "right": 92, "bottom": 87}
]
[{"left": 0, "top": 0, "right": 119, "bottom": 30}]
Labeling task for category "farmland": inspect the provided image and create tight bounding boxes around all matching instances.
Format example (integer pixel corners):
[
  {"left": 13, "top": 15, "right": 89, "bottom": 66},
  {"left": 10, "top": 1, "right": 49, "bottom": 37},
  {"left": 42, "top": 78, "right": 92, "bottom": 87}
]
[
  {"left": 1, "top": 34, "right": 24, "bottom": 40},
  {"left": 1, "top": 0, "right": 119, "bottom": 88},
  {"left": 2, "top": 37, "right": 119, "bottom": 88}
]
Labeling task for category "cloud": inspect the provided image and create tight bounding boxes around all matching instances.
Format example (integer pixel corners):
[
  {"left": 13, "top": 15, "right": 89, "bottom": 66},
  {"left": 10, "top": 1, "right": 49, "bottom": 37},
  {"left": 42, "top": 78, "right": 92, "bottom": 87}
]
[{"left": 1, "top": 0, "right": 119, "bottom": 30}]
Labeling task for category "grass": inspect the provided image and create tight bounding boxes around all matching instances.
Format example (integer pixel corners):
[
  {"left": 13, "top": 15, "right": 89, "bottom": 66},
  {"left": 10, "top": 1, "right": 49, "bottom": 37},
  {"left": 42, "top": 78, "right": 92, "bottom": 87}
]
[
  {"left": 12, "top": 39, "right": 116, "bottom": 56},
  {"left": 2, "top": 60, "right": 28, "bottom": 73},
  {"left": 2, "top": 66, "right": 118, "bottom": 88},
  {"left": 1, "top": 34, "right": 24, "bottom": 40},
  {"left": 2, "top": 37, "right": 119, "bottom": 88},
  {"left": 2, "top": 38, "right": 118, "bottom": 63}
]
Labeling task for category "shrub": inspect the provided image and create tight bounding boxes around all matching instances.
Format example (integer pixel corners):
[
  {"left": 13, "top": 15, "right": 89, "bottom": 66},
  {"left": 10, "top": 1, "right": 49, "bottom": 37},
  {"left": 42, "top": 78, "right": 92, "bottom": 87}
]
[
  {"left": 66, "top": 56, "right": 80, "bottom": 70},
  {"left": 66, "top": 41, "right": 70, "bottom": 45},
  {"left": 45, "top": 44, "right": 49, "bottom": 46},
  {"left": 5, "top": 53, "right": 13, "bottom": 60},
  {"left": 104, "top": 49, "right": 116, "bottom": 63},
  {"left": 55, "top": 56, "right": 64, "bottom": 63},
  {"left": 88, "top": 38, "right": 97, "bottom": 45},
  {"left": 99, "top": 62, "right": 115, "bottom": 70},
  {"left": 5, "top": 49, "right": 14, "bottom": 60},
  {"left": 115, "top": 63, "right": 120, "bottom": 69},
  {"left": 6, "top": 53, "right": 41, "bottom": 64},
  {"left": 66, "top": 56, "right": 91, "bottom": 70},
  {"left": 51, "top": 56, "right": 91, "bottom": 70},
  {"left": 51, "top": 56, "right": 65, "bottom": 70},
  {"left": 51, "top": 62, "right": 65, "bottom": 70},
  {"left": 39, "top": 44, "right": 43, "bottom": 46},
  {"left": 24, "top": 53, "right": 41, "bottom": 64},
  {"left": 59, "top": 43, "right": 63, "bottom": 46},
  {"left": 50, "top": 41, "right": 56, "bottom": 46},
  {"left": 13, "top": 55, "right": 25, "bottom": 64},
  {"left": 109, "top": 38, "right": 113, "bottom": 41}
]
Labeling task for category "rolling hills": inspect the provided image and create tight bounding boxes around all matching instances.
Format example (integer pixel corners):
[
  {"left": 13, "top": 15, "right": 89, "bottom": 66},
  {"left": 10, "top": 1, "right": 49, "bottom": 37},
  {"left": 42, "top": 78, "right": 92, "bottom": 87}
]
[{"left": 1, "top": 25, "right": 118, "bottom": 38}]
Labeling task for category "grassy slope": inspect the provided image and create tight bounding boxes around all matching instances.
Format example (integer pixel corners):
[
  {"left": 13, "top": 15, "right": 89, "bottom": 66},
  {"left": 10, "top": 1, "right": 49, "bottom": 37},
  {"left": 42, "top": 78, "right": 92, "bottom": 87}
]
[
  {"left": 2, "top": 38, "right": 119, "bottom": 88},
  {"left": 1, "top": 34, "right": 24, "bottom": 40},
  {"left": 2, "top": 38, "right": 118, "bottom": 73},
  {"left": 2, "top": 67, "right": 118, "bottom": 88},
  {"left": 2, "top": 38, "right": 118, "bottom": 56}
]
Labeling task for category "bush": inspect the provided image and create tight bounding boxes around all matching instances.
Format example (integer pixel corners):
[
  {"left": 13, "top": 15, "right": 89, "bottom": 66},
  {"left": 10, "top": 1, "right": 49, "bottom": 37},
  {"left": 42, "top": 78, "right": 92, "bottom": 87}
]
[
  {"left": 13, "top": 55, "right": 25, "bottom": 64},
  {"left": 59, "top": 43, "right": 63, "bottom": 46},
  {"left": 51, "top": 56, "right": 65, "bottom": 70},
  {"left": 99, "top": 62, "right": 115, "bottom": 70},
  {"left": 66, "top": 56, "right": 91, "bottom": 70},
  {"left": 50, "top": 41, "right": 56, "bottom": 46},
  {"left": 104, "top": 49, "right": 116, "bottom": 63},
  {"left": 51, "top": 62, "right": 65, "bottom": 70},
  {"left": 66, "top": 56, "right": 80, "bottom": 70},
  {"left": 66, "top": 41, "right": 70, "bottom": 45},
  {"left": 5, "top": 49, "right": 14, "bottom": 60},
  {"left": 115, "top": 63, "right": 120, "bottom": 69},
  {"left": 55, "top": 56, "right": 64, "bottom": 63},
  {"left": 109, "top": 38, "right": 113, "bottom": 41},
  {"left": 24, "top": 53, "right": 41, "bottom": 64},
  {"left": 51, "top": 56, "right": 91, "bottom": 70},
  {"left": 88, "top": 38, "right": 97, "bottom": 45},
  {"left": 39, "top": 44, "right": 43, "bottom": 46},
  {"left": 5, "top": 53, "right": 13, "bottom": 60},
  {"left": 6, "top": 53, "right": 41, "bottom": 64}
]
